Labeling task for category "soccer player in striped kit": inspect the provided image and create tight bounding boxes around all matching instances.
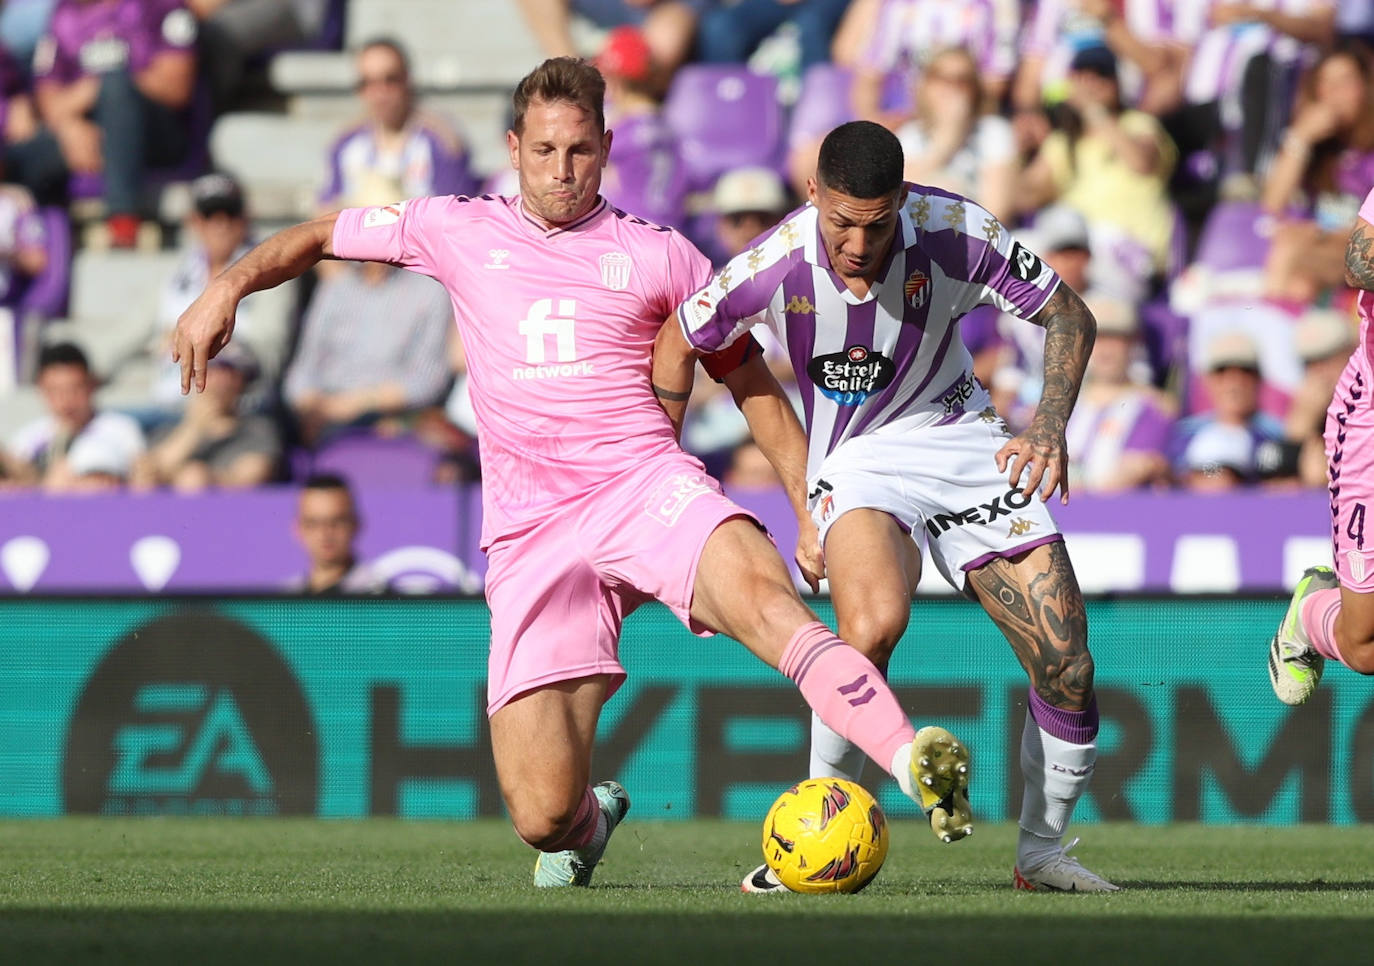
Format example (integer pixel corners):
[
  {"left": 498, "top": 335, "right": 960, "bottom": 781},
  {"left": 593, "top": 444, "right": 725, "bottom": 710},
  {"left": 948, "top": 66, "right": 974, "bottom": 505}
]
[
  {"left": 1270, "top": 188, "right": 1374, "bottom": 700},
  {"left": 173, "top": 59, "right": 975, "bottom": 889},
  {"left": 658, "top": 121, "right": 1118, "bottom": 892}
]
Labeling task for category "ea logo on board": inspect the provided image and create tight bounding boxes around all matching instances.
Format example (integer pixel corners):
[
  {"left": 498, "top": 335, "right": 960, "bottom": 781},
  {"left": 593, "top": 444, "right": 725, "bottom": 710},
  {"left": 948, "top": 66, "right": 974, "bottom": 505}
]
[{"left": 62, "top": 613, "right": 318, "bottom": 816}]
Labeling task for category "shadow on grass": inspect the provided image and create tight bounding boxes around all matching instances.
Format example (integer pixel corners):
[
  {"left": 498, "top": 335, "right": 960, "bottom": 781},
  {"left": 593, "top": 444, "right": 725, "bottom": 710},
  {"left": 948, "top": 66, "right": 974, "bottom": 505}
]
[{"left": 3, "top": 908, "right": 1374, "bottom": 966}]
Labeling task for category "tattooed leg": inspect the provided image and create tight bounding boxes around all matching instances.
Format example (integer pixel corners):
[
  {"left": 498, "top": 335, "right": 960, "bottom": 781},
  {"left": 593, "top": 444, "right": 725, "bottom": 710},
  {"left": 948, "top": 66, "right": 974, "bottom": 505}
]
[{"left": 965, "top": 540, "right": 1093, "bottom": 710}]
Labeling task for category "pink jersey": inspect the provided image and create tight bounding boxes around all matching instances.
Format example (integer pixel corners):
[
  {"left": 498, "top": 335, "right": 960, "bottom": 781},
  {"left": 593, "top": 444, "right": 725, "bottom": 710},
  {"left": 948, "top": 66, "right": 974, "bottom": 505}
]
[
  {"left": 331, "top": 194, "right": 713, "bottom": 547},
  {"left": 1325, "top": 188, "right": 1374, "bottom": 590}
]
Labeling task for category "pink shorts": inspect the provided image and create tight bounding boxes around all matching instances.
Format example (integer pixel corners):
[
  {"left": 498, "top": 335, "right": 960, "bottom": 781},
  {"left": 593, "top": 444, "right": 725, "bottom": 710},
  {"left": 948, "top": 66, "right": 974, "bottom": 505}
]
[
  {"left": 483, "top": 451, "right": 757, "bottom": 715},
  {"left": 1326, "top": 357, "right": 1374, "bottom": 592}
]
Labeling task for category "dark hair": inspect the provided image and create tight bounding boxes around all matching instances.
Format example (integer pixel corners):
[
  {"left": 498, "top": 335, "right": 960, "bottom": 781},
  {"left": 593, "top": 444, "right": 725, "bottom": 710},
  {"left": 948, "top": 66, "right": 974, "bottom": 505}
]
[
  {"left": 512, "top": 57, "right": 606, "bottom": 135},
  {"left": 303, "top": 472, "right": 352, "bottom": 493},
  {"left": 816, "top": 121, "right": 905, "bottom": 199},
  {"left": 358, "top": 36, "right": 411, "bottom": 77},
  {"left": 37, "top": 342, "right": 90, "bottom": 375},
  {"left": 1300, "top": 42, "right": 1374, "bottom": 196}
]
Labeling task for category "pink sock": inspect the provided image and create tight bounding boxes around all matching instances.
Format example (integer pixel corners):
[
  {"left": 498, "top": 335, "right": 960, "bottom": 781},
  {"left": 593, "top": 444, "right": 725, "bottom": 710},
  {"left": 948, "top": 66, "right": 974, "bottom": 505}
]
[
  {"left": 529, "top": 785, "right": 599, "bottom": 852},
  {"left": 1301, "top": 588, "right": 1351, "bottom": 667},
  {"left": 779, "top": 621, "right": 915, "bottom": 776}
]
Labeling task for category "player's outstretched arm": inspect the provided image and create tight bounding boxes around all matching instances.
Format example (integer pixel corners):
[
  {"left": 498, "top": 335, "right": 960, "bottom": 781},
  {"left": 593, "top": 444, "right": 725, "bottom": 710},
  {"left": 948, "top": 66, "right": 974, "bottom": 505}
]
[
  {"left": 651, "top": 317, "right": 698, "bottom": 439},
  {"left": 174, "top": 212, "right": 340, "bottom": 394},
  {"left": 999, "top": 284, "right": 1097, "bottom": 504},
  {"left": 1345, "top": 217, "right": 1374, "bottom": 292},
  {"left": 722, "top": 356, "right": 824, "bottom": 592}
]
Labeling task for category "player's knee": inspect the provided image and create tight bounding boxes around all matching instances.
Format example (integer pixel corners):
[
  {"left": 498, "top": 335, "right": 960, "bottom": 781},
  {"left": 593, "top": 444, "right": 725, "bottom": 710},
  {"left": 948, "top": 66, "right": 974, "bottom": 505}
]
[
  {"left": 508, "top": 797, "right": 580, "bottom": 850},
  {"left": 1037, "top": 649, "right": 1095, "bottom": 709},
  {"left": 1344, "top": 642, "right": 1374, "bottom": 675},
  {"left": 836, "top": 611, "right": 904, "bottom": 665}
]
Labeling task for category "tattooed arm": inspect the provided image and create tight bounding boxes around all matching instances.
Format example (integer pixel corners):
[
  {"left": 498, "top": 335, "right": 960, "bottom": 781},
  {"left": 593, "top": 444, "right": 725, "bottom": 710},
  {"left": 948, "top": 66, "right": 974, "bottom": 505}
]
[
  {"left": 998, "top": 284, "right": 1097, "bottom": 504},
  {"left": 1346, "top": 218, "right": 1374, "bottom": 292}
]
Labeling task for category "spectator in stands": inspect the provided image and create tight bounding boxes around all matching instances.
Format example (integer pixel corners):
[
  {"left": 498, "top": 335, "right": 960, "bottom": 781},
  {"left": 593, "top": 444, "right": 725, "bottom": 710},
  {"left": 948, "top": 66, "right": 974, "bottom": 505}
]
[
  {"left": 132, "top": 342, "right": 278, "bottom": 492},
  {"left": 1064, "top": 295, "right": 1175, "bottom": 493},
  {"left": 0, "top": 182, "right": 50, "bottom": 384},
  {"left": 1165, "top": 0, "right": 1336, "bottom": 202},
  {"left": 721, "top": 438, "right": 781, "bottom": 489},
  {"left": 1171, "top": 331, "right": 1284, "bottom": 490},
  {"left": 514, "top": 0, "right": 704, "bottom": 90},
  {"left": 1012, "top": 1, "right": 1188, "bottom": 147},
  {"left": 1, "top": 341, "right": 143, "bottom": 490},
  {"left": 711, "top": 164, "right": 789, "bottom": 263},
  {"left": 109, "top": 171, "right": 292, "bottom": 426},
  {"left": 1279, "top": 307, "right": 1359, "bottom": 488},
  {"left": 846, "top": 0, "right": 1019, "bottom": 127},
  {"left": 283, "top": 260, "right": 452, "bottom": 447},
  {"left": 288, "top": 472, "right": 387, "bottom": 594},
  {"left": 30, "top": 0, "right": 199, "bottom": 248},
  {"left": 1019, "top": 45, "right": 1176, "bottom": 303},
  {"left": 987, "top": 205, "right": 1095, "bottom": 425},
  {"left": 695, "top": 0, "right": 850, "bottom": 72},
  {"left": 188, "top": 0, "right": 333, "bottom": 111},
  {"left": 317, "top": 37, "right": 477, "bottom": 213},
  {"left": 597, "top": 26, "right": 687, "bottom": 229},
  {"left": 894, "top": 45, "right": 1016, "bottom": 222},
  {"left": 1260, "top": 44, "right": 1374, "bottom": 303}
]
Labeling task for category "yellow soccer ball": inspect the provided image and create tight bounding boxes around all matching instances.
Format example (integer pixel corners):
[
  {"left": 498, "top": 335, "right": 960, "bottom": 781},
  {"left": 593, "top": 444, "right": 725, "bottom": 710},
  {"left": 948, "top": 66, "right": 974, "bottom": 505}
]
[{"left": 761, "top": 778, "right": 890, "bottom": 894}]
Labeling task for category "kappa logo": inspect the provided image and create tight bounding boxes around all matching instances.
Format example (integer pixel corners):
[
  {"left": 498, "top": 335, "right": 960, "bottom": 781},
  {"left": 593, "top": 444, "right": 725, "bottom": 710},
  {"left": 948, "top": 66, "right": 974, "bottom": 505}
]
[
  {"left": 484, "top": 249, "right": 511, "bottom": 270},
  {"left": 786, "top": 294, "right": 815, "bottom": 314},
  {"left": 925, "top": 487, "right": 1035, "bottom": 539},
  {"left": 1009, "top": 241, "right": 1043, "bottom": 282},
  {"left": 904, "top": 270, "right": 929, "bottom": 309},
  {"left": 1008, "top": 517, "right": 1036, "bottom": 537},
  {"left": 362, "top": 201, "right": 407, "bottom": 229}
]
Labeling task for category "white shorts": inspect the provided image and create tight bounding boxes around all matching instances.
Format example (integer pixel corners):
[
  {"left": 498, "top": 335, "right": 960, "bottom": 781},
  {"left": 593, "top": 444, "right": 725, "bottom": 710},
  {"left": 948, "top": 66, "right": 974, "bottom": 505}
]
[{"left": 808, "top": 411, "right": 1063, "bottom": 592}]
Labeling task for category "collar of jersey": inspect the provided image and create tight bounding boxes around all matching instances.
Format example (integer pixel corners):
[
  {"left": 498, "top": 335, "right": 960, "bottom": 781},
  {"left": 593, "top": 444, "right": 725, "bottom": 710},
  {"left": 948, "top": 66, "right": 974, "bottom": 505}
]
[
  {"left": 812, "top": 215, "right": 905, "bottom": 305},
  {"left": 515, "top": 195, "right": 609, "bottom": 238}
]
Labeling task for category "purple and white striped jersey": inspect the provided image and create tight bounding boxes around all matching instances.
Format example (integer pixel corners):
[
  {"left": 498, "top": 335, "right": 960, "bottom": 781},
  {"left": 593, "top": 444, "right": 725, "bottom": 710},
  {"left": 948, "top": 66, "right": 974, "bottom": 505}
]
[
  {"left": 1180, "top": 0, "right": 1334, "bottom": 106},
  {"left": 866, "top": 0, "right": 1020, "bottom": 82},
  {"left": 677, "top": 184, "right": 1061, "bottom": 476}
]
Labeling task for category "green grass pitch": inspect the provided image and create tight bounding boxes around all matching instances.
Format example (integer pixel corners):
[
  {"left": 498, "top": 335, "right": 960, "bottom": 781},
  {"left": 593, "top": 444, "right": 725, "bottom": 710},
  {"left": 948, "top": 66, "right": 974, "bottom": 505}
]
[{"left": 2, "top": 819, "right": 1373, "bottom": 964}]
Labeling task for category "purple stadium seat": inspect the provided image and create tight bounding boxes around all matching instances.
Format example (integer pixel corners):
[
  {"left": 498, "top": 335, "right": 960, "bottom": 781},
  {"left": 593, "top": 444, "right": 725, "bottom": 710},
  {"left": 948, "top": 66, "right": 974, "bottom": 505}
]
[
  {"left": 310, "top": 432, "right": 440, "bottom": 487},
  {"left": 663, "top": 66, "right": 785, "bottom": 191},
  {"left": 1193, "top": 201, "right": 1270, "bottom": 273},
  {"left": 788, "top": 63, "right": 854, "bottom": 148}
]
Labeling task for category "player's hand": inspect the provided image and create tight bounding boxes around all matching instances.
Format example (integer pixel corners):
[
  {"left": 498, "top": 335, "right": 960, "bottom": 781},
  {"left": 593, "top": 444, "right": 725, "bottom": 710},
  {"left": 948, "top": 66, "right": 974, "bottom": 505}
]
[
  {"left": 995, "top": 417, "right": 1070, "bottom": 505},
  {"left": 173, "top": 281, "right": 238, "bottom": 394},
  {"left": 795, "top": 516, "right": 825, "bottom": 593}
]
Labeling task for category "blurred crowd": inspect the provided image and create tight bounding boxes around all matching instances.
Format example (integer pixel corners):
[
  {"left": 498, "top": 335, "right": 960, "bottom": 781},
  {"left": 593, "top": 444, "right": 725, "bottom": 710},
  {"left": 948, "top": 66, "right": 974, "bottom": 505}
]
[{"left": 1, "top": 0, "right": 1373, "bottom": 500}]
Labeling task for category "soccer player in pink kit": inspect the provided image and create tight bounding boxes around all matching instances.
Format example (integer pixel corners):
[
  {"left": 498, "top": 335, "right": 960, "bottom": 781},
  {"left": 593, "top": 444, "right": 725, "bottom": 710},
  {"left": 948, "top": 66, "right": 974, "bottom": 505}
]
[
  {"left": 172, "top": 58, "right": 972, "bottom": 887},
  {"left": 1270, "top": 187, "right": 1374, "bottom": 702}
]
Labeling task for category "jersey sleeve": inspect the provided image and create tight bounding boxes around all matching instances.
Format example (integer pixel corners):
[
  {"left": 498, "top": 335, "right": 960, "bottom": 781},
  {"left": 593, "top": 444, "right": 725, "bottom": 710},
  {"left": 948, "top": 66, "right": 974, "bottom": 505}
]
[
  {"left": 920, "top": 193, "right": 1061, "bottom": 321},
  {"left": 330, "top": 195, "right": 453, "bottom": 278},
  {"left": 675, "top": 247, "right": 782, "bottom": 354}
]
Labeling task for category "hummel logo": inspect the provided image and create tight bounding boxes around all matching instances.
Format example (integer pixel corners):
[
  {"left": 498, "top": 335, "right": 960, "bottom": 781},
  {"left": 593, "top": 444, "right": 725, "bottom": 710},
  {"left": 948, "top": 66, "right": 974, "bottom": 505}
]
[
  {"left": 485, "top": 249, "right": 510, "bottom": 270},
  {"left": 1008, "top": 517, "right": 1036, "bottom": 537}
]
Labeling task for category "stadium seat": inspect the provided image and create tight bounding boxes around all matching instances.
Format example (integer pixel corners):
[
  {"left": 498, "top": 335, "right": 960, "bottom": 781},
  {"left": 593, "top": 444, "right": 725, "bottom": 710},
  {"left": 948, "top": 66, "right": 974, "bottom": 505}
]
[
  {"left": 209, "top": 113, "right": 341, "bottom": 221},
  {"left": 663, "top": 66, "right": 785, "bottom": 191},
  {"left": 310, "top": 431, "right": 441, "bottom": 488},
  {"left": 787, "top": 63, "right": 854, "bottom": 149},
  {"left": 1193, "top": 201, "right": 1270, "bottom": 273}
]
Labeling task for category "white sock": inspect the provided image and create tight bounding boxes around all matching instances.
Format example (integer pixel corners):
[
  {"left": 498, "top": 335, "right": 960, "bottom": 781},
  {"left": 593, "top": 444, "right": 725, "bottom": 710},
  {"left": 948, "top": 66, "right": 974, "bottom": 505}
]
[
  {"left": 809, "top": 710, "right": 869, "bottom": 781},
  {"left": 890, "top": 742, "right": 916, "bottom": 801},
  {"left": 1016, "top": 711, "right": 1095, "bottom": 868}
]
